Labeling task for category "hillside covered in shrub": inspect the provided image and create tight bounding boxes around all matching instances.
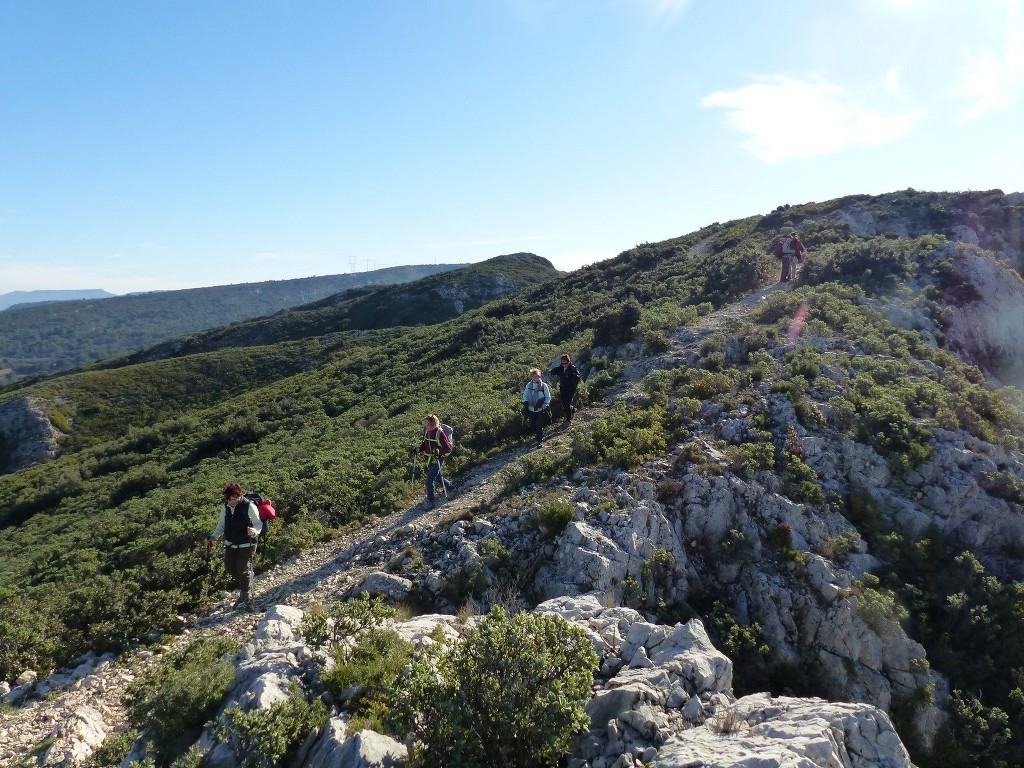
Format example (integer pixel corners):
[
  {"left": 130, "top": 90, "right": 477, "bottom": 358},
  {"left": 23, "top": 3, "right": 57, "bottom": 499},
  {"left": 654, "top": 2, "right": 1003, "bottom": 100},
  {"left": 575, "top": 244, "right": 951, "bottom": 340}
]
[
  {"left": 0, "top": 263, "right": 461, "bottom": 382},
  {"left": 3, "top": 189, "right": 1024, "bottom": 767}
]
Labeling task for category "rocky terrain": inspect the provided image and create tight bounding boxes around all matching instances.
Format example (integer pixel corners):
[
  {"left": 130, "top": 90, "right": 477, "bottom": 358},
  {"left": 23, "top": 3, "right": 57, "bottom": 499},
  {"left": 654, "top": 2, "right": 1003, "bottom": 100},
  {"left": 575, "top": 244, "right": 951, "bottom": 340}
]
[
  {"left": 0, "top": 277, "right": 965, "bottom": 767},
  {"left": 4, "top": 194, "right": 1024, "bottom": 767}
]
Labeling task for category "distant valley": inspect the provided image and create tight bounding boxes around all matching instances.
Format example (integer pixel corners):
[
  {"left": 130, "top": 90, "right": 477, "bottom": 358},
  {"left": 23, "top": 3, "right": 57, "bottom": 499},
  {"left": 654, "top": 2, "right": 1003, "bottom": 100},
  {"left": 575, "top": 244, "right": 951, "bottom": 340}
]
[{"left": 0, "top": 264, "right": 463, "bottom": 383}]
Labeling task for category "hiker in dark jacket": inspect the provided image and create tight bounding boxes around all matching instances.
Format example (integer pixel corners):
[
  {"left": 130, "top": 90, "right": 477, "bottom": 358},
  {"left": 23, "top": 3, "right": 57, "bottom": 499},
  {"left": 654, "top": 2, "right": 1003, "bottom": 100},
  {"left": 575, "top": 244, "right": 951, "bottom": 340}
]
[
  {"left": 419, "top": 414, "right": 455, "bottom": 506},
  {"left": 522, "top": 367, "right": 552, "bottom": 445},
  {"left": 778, "top": 231, "right": 806, "bottom": 282},
  {"left": 206, "top": 482, "right": 262, "bottom": 609},
  {"left": 549, "top": 353, "right": 582, "bottom": 423}
]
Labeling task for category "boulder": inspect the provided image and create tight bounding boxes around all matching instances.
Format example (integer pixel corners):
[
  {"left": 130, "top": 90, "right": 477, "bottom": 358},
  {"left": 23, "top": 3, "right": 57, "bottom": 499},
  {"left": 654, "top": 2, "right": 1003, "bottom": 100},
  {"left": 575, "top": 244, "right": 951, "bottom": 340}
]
[{"left": 652, "top": 694, "right": 912, "bottom": 768}]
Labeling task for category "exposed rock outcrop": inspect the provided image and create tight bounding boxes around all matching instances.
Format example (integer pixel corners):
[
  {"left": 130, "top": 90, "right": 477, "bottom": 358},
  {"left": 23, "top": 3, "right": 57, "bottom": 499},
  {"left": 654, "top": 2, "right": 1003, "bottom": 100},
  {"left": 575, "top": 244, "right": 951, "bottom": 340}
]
[
  {"left": 0, "top": 395, "right": 65, "bottom": 473},
  {"left": 942, "top": 248, "right": 1024, "bottom": 389}
]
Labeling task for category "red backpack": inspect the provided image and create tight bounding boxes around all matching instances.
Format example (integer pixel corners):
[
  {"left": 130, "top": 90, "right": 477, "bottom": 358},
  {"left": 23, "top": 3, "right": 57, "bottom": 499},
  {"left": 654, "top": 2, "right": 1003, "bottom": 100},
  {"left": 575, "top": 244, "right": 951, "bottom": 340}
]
[{"left": 243, "top": 492, "right": 277, "bottom": 539}]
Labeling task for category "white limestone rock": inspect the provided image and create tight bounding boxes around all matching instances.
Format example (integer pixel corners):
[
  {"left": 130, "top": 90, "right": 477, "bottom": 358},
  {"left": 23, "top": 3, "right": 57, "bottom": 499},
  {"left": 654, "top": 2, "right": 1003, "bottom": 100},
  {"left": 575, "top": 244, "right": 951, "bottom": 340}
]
[{"left": 653, "top": 694, "right": 912, "bottom": 768}]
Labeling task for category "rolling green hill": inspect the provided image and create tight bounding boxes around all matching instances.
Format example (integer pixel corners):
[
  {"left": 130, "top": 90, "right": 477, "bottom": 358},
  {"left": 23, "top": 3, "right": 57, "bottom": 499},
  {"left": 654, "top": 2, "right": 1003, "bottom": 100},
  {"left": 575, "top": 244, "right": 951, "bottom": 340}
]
[
  {"left": 105, "top": 252, "right": 559, "bottom": 367},
  {"left": 0, "top": 263, "right": 462, "bottom": 382},
  {"left": 3, "top": 189, "right": 1024, "bottom": 766}
]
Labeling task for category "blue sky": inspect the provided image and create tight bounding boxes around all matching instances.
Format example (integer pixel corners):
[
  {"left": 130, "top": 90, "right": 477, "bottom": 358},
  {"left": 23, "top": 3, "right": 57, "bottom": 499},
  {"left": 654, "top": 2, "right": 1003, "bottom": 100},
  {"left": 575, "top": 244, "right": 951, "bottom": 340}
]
[{"left": 1, "top": 0, "right": 1021, "bottom": 294}]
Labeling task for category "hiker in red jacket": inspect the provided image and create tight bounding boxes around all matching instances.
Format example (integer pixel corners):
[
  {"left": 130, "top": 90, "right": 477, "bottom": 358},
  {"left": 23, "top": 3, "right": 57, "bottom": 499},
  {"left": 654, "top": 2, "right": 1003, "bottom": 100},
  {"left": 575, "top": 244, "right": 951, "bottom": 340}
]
[
  {"left": 419, "top": 414, "right": 455, "bottom": 506},
  {"left": 777, "top": 231, "right": 806, "bottom": 282}
]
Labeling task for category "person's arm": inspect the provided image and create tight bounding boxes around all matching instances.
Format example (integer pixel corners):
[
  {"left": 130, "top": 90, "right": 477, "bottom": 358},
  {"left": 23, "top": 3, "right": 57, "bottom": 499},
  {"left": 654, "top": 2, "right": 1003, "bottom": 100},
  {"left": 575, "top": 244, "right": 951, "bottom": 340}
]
[
  {"left": 247, "top": 502, "right": 263, "bottom": 536},
  {"left": 543, "top": 384, "right": 552, "bottom": 405},
  {"left": 207, "top": 506, "right": 226, "bottom": 542}
]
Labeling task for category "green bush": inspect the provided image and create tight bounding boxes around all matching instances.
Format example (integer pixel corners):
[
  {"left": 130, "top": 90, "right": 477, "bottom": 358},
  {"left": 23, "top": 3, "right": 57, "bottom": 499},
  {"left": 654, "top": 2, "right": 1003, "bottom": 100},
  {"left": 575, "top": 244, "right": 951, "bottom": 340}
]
[
  {"left": 322, "top": 627, "right": 414, "bottom": 732},
  {"left": 727, "top": 442, "right": 775, "bottom": 478},
  {"left": 124, "top": 636, "right": 239, "bottom": 766},
  {"left": 213, "top": 680, "right": 328, "bottom": 768},
  {"left": 534, "top": 500, "right": 575, "bottom": 536},
  {"left": 401, "top": 607, "right": 598, "bottom": 767},
  {"left": 298, "top": 593, "right": 396, "bottom": 652}
]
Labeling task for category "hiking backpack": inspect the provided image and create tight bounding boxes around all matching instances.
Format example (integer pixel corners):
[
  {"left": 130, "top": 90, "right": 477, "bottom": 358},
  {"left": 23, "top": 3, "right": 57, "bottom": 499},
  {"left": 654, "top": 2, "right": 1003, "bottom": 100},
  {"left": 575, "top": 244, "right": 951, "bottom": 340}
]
[
  {"left": 782, "top": 236, "right": 796, "bottom": 256},
  {"left": 439, "top": 423, "right": 454, "bottom": 448},
  {"left": 243, "top": 492, "right": 277, "bottom": 539},
  {"left": 773, "top": 239, "right": 785, "bottom": 259}
]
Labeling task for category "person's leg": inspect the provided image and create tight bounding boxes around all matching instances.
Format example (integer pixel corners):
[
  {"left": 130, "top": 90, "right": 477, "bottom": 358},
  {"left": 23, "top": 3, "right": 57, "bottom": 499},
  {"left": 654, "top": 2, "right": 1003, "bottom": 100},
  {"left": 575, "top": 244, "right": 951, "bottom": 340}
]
[
  {"left": 425, "top": 461, "right": 439, "bottom": 502},
  {"left": 438, "top": 459, "right": 455, "bottom": 492},
  {"left": 531, "top": 410, "right": 543, "bottom": 443},
  {"left": 561, "top": 392, "right": 572, "bottom": 422},
  {"left": 237, "top": 547, "right": 254, "bottom": 603},
  {"left": 224, "top": 547, "right": 245, "bottom": 604}
]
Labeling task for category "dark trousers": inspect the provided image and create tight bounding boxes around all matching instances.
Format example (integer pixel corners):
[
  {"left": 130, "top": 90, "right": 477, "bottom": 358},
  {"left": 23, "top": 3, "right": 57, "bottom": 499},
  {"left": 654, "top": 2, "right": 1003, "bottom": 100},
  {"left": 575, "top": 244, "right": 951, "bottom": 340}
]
[
  {"left": 224, "top": 545, "right": 255, "bottom": 598},
  {"left": 527, "top": 409, "right": 547, "bottom": 442},
  {"left": 780, "top": 254, "right": 797, "bottom": 281},
  {"left": 560, "top": 388, "right": 577, "bottom": 422}
]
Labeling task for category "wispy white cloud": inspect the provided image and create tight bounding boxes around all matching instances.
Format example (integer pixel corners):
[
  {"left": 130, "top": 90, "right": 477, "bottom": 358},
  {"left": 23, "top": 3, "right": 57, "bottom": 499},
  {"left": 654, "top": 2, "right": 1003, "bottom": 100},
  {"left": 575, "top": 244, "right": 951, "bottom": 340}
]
[
  {"left": 700, "top": 75, "right": 924, "bottom": 163},
  {"left": 956, "top": 1, "right": 1024, "bottom": 121},
  {"left": 649, "top": 0, "right": 693, "bottom": 21}
]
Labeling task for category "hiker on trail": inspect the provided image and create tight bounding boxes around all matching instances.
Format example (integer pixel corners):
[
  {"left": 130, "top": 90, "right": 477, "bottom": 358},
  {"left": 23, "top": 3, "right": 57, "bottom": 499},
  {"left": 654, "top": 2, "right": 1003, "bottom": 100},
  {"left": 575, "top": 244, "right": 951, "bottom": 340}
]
[
  {"left": 206, "top": 482, "right": 263, "bottom": 610},
  {"left": 549, "top": 353, "right": 582, "bottom": 424},
  {"left": 419, "top": 414, "right": 455, "bottom": 507},
  {"left": 776, "top": 231, "right": 806, "bottom": 282},
  {"left": 522, "top": 367, "right": 552, "bottom": 445}
]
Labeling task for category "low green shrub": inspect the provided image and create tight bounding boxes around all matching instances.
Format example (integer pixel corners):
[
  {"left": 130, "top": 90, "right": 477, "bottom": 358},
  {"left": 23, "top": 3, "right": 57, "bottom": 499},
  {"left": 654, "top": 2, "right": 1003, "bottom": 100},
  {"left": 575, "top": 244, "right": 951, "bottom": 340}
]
[
  {"left": 124, "top": 636, "right": 238, "bottom": 766},
  {"left": 534, "top": 500, "right": 575, "bottom": 536},
  {"left": 322, "top": 627, "right": 414, "bottom": 732},
  {"left": 401, "top": 607, "right": 598, "bottom": 768},
  {"left": 213, "top": 681, "right": 328, "bottom": 768}
]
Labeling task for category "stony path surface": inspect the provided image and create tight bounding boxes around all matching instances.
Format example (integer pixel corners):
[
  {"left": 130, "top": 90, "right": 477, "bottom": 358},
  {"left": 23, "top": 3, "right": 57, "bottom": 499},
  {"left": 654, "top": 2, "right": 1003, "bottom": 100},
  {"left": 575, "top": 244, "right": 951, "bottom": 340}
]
[{"left": 0, "top": 276, "right": 790, "bottom": 767}]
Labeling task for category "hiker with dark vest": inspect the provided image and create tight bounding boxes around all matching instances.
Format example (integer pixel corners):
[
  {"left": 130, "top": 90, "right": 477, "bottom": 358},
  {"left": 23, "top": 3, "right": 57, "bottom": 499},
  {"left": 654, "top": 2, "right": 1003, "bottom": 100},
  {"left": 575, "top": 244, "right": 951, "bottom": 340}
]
[
  {"left": 549, "top": 353, "right": 582, "bottom": 424},
  {"left": 522, "top": 367, "right": 552, "bottom": 445},
  {"left": 419, "top": 414, "right": 455, "bottom": 507},
  {"left": 206, "top": 481, "right": 263, "bottom": 609},
  {"left": 776, "top": 231, "right": 806, "bottom": 282}
]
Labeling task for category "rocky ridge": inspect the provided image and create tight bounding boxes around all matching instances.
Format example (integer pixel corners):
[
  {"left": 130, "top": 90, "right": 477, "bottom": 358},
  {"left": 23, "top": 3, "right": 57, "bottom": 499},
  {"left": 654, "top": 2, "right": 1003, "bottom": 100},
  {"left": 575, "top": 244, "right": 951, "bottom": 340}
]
[{"left": 5, "top": 216, "right": 1024, "bottom": 766}]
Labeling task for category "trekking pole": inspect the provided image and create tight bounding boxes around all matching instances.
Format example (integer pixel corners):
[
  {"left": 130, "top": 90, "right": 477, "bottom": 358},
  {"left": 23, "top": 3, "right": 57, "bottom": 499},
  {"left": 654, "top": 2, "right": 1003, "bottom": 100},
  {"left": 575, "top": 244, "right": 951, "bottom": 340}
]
[
  {"left": 199, "top": 538, "right": 213, "bottom": 611},
  {"left": 410, "top": 451, "right": 419, "bottom": 492}
]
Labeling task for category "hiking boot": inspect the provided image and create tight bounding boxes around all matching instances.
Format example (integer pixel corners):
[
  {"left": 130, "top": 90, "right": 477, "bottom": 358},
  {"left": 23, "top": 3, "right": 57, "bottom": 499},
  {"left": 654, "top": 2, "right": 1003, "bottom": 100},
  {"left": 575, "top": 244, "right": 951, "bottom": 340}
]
[{"left": 233, "top": 595, "right": 251, "bottom": 610}]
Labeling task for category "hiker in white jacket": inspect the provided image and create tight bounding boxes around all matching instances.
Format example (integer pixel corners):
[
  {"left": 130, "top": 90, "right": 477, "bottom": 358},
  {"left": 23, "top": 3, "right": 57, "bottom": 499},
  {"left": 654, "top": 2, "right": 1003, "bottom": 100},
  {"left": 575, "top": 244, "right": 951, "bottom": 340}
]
[{"left": 522, "top": 367, "right": 552, "bottom": 445}]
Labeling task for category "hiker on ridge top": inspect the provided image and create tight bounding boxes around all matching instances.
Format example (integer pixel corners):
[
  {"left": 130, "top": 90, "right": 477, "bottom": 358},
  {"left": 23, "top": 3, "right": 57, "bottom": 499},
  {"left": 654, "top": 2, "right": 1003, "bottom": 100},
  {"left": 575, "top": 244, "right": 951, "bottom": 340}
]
[
  {"left": 419, "top": 414, "right": 455, "bottom": 507},
  {"left": 549, "top": 353, "right": 582, "bottom": 424},
  {"left": 522, "top": 367, "right": 552, "bottom": 445},
  {"left": 206, "top": 481, "right": 263, "bottom": 610},
  {"left": 777, "top": 231, "right": 806, "bottom": 282}
]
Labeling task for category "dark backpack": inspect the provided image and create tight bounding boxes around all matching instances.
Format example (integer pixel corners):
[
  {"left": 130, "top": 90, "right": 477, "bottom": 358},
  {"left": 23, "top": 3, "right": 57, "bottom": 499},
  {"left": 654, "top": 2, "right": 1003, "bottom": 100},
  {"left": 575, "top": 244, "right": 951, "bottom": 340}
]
[{"left": 773, "top": 239, "right": 785, "bottom": 259}]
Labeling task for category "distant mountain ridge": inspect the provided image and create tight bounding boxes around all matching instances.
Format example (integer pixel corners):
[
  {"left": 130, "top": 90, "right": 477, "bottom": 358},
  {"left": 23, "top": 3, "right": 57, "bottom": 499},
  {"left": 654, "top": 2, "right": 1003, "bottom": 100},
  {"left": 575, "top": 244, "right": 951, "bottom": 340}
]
[
  {"left": 111, "top": 252, "right": 559, "bottom": 366},
  {"left": 0, "top": 264, "right": 463, "bottom": 382},
  {"left": 0, "top": 289, "right": 116, "bottom": 311}
]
